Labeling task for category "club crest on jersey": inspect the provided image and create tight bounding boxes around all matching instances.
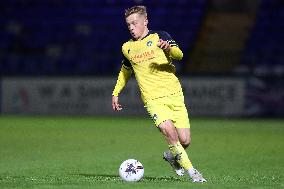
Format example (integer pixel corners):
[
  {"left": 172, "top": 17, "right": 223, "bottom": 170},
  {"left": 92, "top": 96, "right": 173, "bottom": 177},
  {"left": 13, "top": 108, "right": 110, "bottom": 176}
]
[{"left": 146, "top": 40, "right": 153, "bottom": 46}]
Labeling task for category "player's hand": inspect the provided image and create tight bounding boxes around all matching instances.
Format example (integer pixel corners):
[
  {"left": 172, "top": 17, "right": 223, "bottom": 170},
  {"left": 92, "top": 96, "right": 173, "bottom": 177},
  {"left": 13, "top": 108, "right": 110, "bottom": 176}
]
[
  {"left": 112, "top": 95, "right": 122, "bottom": 111},
  {"left": 157, "top": 39, "right": 171, "bottom": 53}
]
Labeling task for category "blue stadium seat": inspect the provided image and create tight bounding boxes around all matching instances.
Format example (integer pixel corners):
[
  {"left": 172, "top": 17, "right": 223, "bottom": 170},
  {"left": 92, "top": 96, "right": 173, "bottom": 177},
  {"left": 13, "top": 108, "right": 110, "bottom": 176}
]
[
  {"left": 242, "top": 0, "right": 284, "bottom": 75},
  {"left": 0, "top": 0, "right": 208, "bottom": 76}
]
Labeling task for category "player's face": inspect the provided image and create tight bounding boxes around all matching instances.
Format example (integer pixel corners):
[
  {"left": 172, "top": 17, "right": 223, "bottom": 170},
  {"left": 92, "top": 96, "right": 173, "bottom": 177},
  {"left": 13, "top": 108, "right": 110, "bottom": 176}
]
[{"left": 126, "top": 13, "right": 148, "bottom": 40}]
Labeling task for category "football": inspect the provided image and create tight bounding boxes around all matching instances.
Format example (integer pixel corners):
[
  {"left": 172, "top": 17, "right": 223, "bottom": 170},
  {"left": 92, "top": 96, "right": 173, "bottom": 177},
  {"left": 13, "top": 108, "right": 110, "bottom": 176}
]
[{"left": 118, "top": 159, "right": 144, "bottom": 182}]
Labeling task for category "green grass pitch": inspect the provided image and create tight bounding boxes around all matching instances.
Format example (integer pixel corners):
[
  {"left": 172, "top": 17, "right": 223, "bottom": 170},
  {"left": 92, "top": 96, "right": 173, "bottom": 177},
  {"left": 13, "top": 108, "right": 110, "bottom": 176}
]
[{"left": 0, "top": 116, "right": 283, "bottom": 188}]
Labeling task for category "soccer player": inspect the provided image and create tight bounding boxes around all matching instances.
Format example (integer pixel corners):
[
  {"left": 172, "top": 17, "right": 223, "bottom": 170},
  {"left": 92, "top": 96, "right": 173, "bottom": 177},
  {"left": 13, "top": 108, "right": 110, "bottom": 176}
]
[{"left": 112, "top": 5, "right": 206, "bottom": 183}]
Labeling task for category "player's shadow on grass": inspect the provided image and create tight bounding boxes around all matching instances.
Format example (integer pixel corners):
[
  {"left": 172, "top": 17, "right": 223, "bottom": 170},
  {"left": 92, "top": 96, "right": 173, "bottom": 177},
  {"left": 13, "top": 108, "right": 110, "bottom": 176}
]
[{"left": 77, "top": 173, "right": 185, "bottom": 182}]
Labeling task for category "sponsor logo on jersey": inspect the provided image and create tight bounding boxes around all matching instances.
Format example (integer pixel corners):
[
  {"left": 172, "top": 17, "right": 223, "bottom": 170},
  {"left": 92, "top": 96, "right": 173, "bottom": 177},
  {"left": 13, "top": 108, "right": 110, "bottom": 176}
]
[{"left": 130, "top": 50, "right": 155, "bottom": 63}]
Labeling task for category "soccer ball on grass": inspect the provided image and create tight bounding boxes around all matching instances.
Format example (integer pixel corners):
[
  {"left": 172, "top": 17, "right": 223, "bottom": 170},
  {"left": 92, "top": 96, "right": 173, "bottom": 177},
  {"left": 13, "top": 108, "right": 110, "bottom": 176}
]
[{"left": 118, "top": 159, "right": 144, "bottom": 182}]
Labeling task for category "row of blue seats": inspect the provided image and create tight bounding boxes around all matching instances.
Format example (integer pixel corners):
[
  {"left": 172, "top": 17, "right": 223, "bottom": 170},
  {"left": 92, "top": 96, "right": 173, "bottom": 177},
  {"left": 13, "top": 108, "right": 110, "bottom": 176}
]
[
  {"left": 0, "top": 20, "right": 202, "bottom": 30},
  {"left": 1, "top": 0, "right": 207, "bottom": 6},
  {"left": 242, "top": 0, "right": 283, "bottom": 67},
  {"left": 0, "top": 1, "right": 207, "bottom": 75},
  {"left": 2, "top": 56, "right": 122, "bottom": 75},
  {"left": 1, "top": 10, "right": 204, "bottom": 20}
]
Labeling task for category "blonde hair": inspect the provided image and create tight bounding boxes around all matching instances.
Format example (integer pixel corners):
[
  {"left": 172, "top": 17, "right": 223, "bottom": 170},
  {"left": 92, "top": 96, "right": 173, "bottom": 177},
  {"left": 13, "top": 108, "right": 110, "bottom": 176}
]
[{"left": 125, "top": 5, "right": 147, "bottom": 18}]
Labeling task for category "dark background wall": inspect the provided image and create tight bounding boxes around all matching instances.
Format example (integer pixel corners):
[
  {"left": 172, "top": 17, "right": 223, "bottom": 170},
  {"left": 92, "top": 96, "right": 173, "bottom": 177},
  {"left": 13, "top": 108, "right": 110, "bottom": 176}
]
[{"left": 0, "top": 0, "right": 283, "bottom": 117}]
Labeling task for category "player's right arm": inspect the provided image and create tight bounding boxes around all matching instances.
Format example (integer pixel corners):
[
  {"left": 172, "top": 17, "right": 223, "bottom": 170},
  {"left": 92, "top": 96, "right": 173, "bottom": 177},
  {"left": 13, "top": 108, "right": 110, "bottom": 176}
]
[{"left": 112, "top": 58, "right": 133, "bottom": 111}]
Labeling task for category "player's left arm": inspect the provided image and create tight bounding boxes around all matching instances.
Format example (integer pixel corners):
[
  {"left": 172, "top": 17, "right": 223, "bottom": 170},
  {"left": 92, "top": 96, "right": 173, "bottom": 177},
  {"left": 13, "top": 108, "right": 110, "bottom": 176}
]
[{"left": 157, "top": 31, "right": 183, "bottom": 60}]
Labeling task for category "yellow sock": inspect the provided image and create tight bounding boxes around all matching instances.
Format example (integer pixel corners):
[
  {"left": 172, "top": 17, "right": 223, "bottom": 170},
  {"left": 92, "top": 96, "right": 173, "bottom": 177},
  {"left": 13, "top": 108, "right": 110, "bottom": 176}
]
[{"left": 169, "top": 141, "right": 193, "bottom": 171}]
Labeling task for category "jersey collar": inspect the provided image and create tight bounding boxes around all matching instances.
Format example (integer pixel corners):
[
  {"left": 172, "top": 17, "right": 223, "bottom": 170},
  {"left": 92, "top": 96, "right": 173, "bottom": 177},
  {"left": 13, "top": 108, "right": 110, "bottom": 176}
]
[{"left": 132, "top": 30, "right": 154, "bottom": 41}]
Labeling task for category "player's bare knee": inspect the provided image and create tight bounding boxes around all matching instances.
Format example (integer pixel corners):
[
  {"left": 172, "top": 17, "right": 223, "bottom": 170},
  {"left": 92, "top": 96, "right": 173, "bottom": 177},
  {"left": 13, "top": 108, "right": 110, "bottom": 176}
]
[
  {"left": 159, "top": 120, "right": 179, "bottom": 144},
  {"left": 159, "top": 120, "right": 174, "bottom": 133},
  {"left": 161, "top": 127, "right": 177, "bottom": 142}
]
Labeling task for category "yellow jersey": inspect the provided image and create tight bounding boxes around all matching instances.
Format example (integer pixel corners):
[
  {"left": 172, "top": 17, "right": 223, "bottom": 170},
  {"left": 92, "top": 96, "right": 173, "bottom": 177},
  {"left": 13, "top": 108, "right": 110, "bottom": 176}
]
[{"left": 112, "top": 30, "right": 183, "bottom": 103}]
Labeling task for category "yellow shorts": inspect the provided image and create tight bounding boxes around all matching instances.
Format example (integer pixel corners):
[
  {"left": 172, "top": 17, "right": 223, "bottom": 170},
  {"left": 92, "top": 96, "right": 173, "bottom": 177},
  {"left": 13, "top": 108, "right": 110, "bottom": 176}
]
[{"left": 144, "top": 91, "right": 190, "bottom": 128}]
